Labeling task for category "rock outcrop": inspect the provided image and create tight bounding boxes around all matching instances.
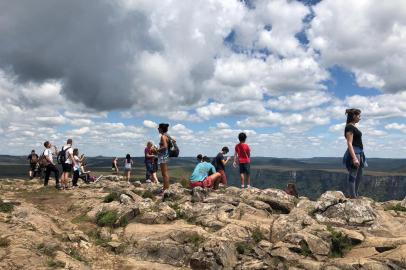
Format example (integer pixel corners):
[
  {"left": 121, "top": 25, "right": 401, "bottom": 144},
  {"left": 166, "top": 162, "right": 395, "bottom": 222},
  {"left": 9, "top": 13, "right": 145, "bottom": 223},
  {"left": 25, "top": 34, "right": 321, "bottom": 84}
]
[{"left": 0, "top": 177, "right": 406, "bottom": 269}]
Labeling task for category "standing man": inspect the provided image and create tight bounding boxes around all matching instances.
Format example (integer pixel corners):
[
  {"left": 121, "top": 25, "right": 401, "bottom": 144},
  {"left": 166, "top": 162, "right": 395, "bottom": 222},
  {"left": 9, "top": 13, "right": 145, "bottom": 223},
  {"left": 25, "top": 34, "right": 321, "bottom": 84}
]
[
  {"left": 213, "top": 147, "right": 231, "bottom": 186},
  {"left": 27, "top": 150, "right": 39, "bottom": 179},
  {"left": 233, "top": 132, "right": 251, "bottom": 189},
  {"left": 60, "top": 139, "right": 74, "bottom": 189},
  {"left": 43, "top": 141, "right": 61, "bottom": 189}
]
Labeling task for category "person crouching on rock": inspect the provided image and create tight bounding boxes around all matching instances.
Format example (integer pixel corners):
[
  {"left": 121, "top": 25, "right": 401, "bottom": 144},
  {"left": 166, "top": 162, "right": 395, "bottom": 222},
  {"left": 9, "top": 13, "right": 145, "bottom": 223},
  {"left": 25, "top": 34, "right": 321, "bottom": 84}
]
[
  {"left": 190, "top": 156, "right": 222, "bottom": 189},
  {"left": 343, "top": 108, "right": 367, "bottom": 199},
  {"left": 284, "top": 183, "right": 298, "bottom": 198}
]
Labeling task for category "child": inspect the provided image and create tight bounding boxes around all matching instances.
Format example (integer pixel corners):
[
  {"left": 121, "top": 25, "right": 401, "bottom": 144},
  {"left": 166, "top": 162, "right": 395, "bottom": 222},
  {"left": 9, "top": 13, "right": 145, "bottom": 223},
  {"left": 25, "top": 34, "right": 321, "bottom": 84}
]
[
  {"left": 145, "top": 142, "right": 159, "bottom": 184},
  {"left": 233, "top": 132, "right": 251, "bottom": 188}
]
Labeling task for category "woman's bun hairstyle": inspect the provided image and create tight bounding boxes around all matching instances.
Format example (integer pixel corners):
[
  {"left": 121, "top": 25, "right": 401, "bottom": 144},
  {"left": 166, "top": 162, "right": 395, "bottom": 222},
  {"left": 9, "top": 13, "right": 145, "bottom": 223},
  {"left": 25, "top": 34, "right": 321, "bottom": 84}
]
[
  {"left": 345, "top": 108, "right": 361, "bottom": 124},
  {"left": 158, "top": 123, "right": 169, "bottom": 133}
]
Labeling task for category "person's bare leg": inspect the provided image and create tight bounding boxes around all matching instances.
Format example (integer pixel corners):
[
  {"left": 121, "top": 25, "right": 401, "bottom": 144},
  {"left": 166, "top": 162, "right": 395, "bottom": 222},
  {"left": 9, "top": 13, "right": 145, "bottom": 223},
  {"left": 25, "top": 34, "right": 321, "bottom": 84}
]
[
  {"left": 161, "top": 163, "right": 169, "bottom": 190},
  {"left": 152, "top": 172, "right": 159, "bottom": 183},
  {"left": 212, "top": 172, "right": 221, "bottom": 189},
  {"left": 246, "top": 174, "right": 251, "bottom": 187},
  {"left": 240, "top": 173, "right": 245, "bottom": 188}
]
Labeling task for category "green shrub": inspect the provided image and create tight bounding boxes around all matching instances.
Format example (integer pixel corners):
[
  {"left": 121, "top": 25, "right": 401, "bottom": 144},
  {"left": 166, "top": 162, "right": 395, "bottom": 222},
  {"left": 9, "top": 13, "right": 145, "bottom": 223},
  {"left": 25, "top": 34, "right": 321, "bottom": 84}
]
[
  {"left": 37, "top": 243, "right": 59, "bottom": 257},
  {"left": 0, "top": 202, "right": 14, "bottom": 213},
  {"left": 327, "top": 225, "right": 353, "bottom": 258},
  {"left": 236, "top": 242, "right": 253, "bottom": 255},
  {"left": 179, "top": 177, "right": 190, "bottom": 188},
  {"left": 385, "top": 203, "right": 406, "bottom": 212},
  {"left": 47, "top": 259, "right": 66, "bottom": 268},
  {"left": 96, "top": 210, "right": 119, "bottom": 227},
  {"left": 103, "top": 192, "right": 120, "bottom": 203},
  {"left": 87, "top": 229, "right": 110, "bottom": 246},
  {"left": 0, "top": 237, "right": 10, "bottom": 247},
  {"left": 68, "top": 248, "right": 86, "bottom": 262},
  {"left": 300, "top": 241, "right": 312, "bottom": 257},
  {"left": 119, "top": 216, "right": 129, "bottom": 227},
  {"left": 142, "top": 190, "right": 155, "bottom": 199},
  {"left": 252, "top": 227, "right": 265, "bottom": 243},
  {"left": 186, "top": 233, "right": 204, "bottom": 248}
]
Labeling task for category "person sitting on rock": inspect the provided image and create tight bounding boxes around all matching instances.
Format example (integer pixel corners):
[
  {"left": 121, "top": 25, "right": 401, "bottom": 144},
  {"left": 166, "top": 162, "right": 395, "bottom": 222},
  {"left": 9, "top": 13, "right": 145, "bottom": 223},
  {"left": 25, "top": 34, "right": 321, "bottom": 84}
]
[
  {"left": 196, "top": 154, "right": 203, "bottom": 163},
  {"left": 190, "top": 156, "right": 221, "bottom": 189},
  {"left": 284, "top": 183, "right": 298, "bottom": 198}
]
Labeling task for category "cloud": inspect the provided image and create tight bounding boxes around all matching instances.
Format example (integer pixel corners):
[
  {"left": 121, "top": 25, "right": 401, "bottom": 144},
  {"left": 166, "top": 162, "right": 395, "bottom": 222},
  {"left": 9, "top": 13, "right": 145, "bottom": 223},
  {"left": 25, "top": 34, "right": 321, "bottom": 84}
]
[
  {"left": 385, "top": 123, "right": 406, "bottom": 133},
  {"left": 143, "top": 120, "right": 158, "bottom": 129},
  {"left": 267, "top": 90, "right": 332, "bottom": 111},
  {"left": 216, "top": 122, "right": 230, "bottom": 129},
  {"left": 309, "top": 0, "right": 406, "bottom": 92}
]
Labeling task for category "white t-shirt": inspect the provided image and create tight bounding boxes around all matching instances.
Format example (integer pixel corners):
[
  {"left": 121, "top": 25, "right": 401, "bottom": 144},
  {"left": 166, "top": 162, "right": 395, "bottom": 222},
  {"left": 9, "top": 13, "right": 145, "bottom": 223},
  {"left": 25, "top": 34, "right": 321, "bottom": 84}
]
[
  {"left": 63, "top": 145, "right": 74, "bottom": 164},
  {"left": 44, "top": 148, "right": 53, "bottom": 163},
  {"left": 73, "top": 155, "right": 81, "bottom": 171}
]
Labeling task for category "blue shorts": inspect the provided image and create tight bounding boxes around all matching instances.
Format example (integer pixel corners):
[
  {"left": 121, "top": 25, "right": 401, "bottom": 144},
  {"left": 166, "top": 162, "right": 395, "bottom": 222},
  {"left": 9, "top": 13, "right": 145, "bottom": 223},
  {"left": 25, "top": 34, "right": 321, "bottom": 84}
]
[{"left": 239, "top": 163, "right": 250, "bottom": 175}]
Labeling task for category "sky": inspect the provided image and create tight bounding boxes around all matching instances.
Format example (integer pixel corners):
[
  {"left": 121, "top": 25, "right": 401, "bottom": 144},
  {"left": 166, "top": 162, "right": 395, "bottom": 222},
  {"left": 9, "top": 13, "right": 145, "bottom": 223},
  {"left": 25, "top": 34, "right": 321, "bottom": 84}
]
[{"left": 1, "top": 0, "right": 406, "bottom": 158}]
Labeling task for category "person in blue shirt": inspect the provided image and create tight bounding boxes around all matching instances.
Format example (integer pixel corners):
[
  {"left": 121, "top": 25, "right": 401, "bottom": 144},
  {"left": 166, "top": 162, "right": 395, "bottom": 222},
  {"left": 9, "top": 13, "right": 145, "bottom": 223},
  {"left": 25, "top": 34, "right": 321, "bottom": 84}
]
[{"left": 190, "top": 156, "right": 221, "bottom": 189}]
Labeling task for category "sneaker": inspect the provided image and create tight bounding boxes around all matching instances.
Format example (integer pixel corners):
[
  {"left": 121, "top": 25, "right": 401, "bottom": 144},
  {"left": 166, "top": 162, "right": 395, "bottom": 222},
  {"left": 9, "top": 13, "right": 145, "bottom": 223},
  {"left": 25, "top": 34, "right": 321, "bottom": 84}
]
[
  {"left": 246, "top": 185, "right": 251, "bottom": 189},
  {"left": 55, "top": 184, "right": 62, "bottom": 190},
  {"left": 241, "top": 185, "right": 245, "bottom": 189},
  {"left": 146, "top": 179, "right": 152, "bottom": 184},
  {"left": 156, "top": 189, "right": 164, "bottom": 197}
]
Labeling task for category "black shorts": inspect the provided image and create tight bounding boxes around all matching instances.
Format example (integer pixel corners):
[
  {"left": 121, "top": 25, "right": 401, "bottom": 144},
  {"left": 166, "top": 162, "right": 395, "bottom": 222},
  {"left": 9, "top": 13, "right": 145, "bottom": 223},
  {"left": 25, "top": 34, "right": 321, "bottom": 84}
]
[
  {"left": 30, "top": 163, "right": 36, "bottom": 171},
  {"left": 62, "top": 163, "right": 73, "bottom": 173},
  {"left": 239, "top": 163, "right": 250, "bottom": 175}
]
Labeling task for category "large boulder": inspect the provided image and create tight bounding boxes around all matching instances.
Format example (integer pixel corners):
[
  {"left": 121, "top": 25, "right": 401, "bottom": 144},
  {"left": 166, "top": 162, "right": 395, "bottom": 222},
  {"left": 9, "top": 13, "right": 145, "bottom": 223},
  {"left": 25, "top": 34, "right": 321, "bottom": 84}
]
[
  {"left": 190, "top": 238, "right": 237, "bottom": 270},
  {"left": 315, "top": 198, "right": 377, "bottom": 226},
  {"left": 255, "top": 188, "right": 297, "bottom": 213}
]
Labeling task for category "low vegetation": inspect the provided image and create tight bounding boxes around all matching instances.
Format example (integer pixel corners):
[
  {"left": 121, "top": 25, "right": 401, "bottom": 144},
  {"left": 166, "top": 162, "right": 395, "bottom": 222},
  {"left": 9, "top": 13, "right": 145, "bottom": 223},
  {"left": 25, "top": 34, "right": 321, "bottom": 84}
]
[
  {"left": 96, "top": 210, "right": 119, "bottom": 227},
  {"left": 0, "top": 237, "right": 10, "bottom": 247},
  {"left": 103, "top": 191, "right": 121, "bottom": 203},
  {"left": 327, "top": 225, "right": 353, "bottom": 258},
  {"left": 47, "top": 259, "right": 66, "bottom": 268},
  {"left": 236, "top": 242, "right": 253, "bottom": 255},
  {"left": 185, "top": 232, "right": 205, "bottom": 249},
  {"left": 0, "top": 201, "right": 14, "bottom": 213},
  {"left": 251, "top": 227, "right": 265, "bottom": 243},
  {"left": 142, "top": 190, "right": 155, "bottom": 199},
  {"left": 385, "top": 203, "right": 406, "bottom": 212}
]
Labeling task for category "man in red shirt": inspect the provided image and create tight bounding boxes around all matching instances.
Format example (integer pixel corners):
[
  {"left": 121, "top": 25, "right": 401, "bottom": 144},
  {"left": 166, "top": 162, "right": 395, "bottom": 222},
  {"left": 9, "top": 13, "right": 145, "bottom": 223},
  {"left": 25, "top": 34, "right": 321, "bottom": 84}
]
[{"left": 233, "top": 132, "right": 251, "bottom": 188}]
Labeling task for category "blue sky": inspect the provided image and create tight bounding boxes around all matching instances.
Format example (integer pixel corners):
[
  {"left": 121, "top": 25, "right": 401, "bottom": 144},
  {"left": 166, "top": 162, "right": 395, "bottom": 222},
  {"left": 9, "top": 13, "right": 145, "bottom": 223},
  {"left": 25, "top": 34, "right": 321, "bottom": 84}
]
[{"left": 1, "top": 0, "right": 406, "bottom": 158}]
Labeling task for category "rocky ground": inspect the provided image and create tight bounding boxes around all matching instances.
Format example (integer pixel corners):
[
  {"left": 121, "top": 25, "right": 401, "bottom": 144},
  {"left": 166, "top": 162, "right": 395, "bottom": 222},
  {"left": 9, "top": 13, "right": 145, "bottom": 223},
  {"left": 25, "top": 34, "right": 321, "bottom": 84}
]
[{"left": 0, "top": 176, "right": 406, "bottom": 270}]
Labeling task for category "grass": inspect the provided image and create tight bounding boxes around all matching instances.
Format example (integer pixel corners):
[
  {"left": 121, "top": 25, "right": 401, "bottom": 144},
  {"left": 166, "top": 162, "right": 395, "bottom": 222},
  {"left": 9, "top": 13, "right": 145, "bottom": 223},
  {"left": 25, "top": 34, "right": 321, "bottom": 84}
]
[
  {"left": 169, "top": 202, "right": 185, "bottom": 219},
  {"left": 300, "top": 241, "right": 312, "bottom": 257},
  {"left": 185, "top": 233, "right": 204, "bottom": 249},
  {"left": 327, "top": 225, "right": 353, "bottom": 258},
  {"left": 47, "top": 259, "right": 66, "bottom": 268},
  {"left": 142, "top": 190, "right": 155, "bottom": 199},
  {"left": 0, "top": 201, "right": 14, "bottom": 213},
  {"left": 95, "top": 210, "right": 119, "bottom": 227},
  {"left": 236, "top": 242, "right": 253, "bottom": 255},
  {"left": 251, "top": 227, "right": 265, "bottom": 243},
  {"left": 67, "top": 248, "right": 86, "bottom": 262},
  {"left": 0, "top": 237, "right": 10, "bottom": 247},
  {"left": 385, "top": 203, "right": 406, "bottom": 212},
  {"left": 72, "top": 213, "right": 92, "bottom": 224},
  {"left": 103, "top": 192, "right": 121, "bottom": 203},
  {"left": 86, "top": 229, "right": 110, "bottom": 247},
  {"left": 37, "top": 242, "right": 60, "bottom": 258}
]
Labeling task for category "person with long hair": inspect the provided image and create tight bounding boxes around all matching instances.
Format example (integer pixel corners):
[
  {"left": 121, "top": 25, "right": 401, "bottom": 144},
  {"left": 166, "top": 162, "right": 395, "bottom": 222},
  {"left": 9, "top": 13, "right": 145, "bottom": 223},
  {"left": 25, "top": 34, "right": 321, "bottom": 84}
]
[
  {"left": 124, "top": 154, "right": 133, "bottom": 183},
  {"left": 144, "top": 141, "right": 159, "bottom": 184},
  {"left": 343, "top": 108, "right": 366, "bottom": 198},
  {"left": 157, "top": 123, "right": 170, "bottom": 194},
  {"left": 72, "top": 148, "right": 85, "bottom": 188}
]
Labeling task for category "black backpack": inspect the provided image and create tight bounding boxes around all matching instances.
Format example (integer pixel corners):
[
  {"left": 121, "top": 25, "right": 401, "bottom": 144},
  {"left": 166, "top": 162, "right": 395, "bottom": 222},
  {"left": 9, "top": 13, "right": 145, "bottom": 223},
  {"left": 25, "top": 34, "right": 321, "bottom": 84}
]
[
  {"left": 57, "top": 146, "right": 71, "bottom": 164},
  {"left": 211, "top": 157, "right": 217, "bottom": 169},
  {"left": 167, "top": 135, "right": 179, "bottom": 158}
]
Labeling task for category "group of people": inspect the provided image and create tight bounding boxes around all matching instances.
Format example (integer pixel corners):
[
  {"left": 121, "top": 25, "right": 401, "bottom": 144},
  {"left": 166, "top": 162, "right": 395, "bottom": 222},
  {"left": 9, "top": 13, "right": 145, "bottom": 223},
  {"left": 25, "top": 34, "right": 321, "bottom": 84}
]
[
  {"left": 27, "top": 109, "right": 366, "bottom": 199},
  {"left": 28, "top": 139, "right": 101, "bottom": 190}
]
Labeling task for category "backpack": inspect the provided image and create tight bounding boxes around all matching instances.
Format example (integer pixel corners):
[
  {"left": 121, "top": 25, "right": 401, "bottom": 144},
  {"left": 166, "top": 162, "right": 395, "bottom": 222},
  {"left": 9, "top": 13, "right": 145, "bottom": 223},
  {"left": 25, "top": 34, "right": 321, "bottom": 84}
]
[
  {"left": 30, "top": 154, "right": 39, "bottom": 164},
  {"left": 57, "top": 146, "right": 71, "bottom": 164},
  {"left": 38, "top": 151, "right": 50, "bottom": 167},
  {"left": 167, "top": 135, "right": 179, "bottom": 158},
  {"left": 211, "top": 157, "right": 217, "bottom": 169}
]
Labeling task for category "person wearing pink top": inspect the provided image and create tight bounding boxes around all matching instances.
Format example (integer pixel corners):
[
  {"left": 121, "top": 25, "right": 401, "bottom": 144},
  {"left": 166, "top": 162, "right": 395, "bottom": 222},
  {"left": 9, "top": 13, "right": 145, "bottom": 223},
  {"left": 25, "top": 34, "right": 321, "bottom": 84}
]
[{"left": 233, "top": 132, "right": 251, "bottom": 188}]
